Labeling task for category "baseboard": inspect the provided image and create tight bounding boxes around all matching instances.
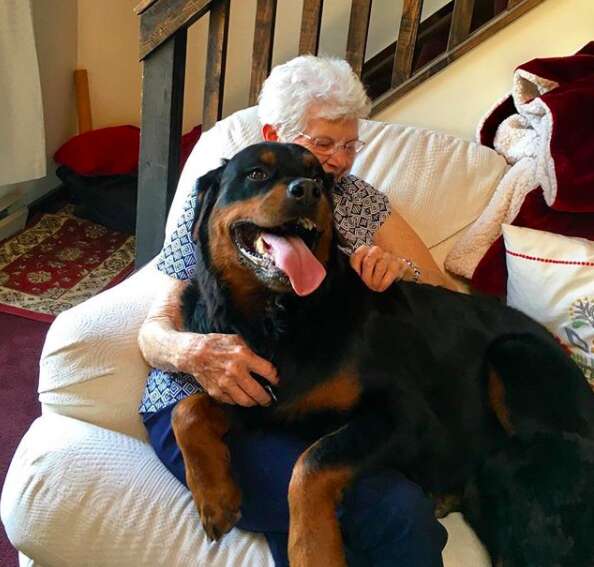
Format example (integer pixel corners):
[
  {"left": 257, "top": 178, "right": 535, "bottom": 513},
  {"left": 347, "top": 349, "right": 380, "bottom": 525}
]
[{"left": 27, "top": 184, "right": 69, "bottom": 217}]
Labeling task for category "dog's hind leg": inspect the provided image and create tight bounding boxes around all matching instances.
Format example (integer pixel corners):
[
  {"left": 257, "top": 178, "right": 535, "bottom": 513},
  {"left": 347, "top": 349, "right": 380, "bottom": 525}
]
[
  {"left": 172, "top": 393, "right": 241, "bottom": 540},
  {"left": 287, "top": 414, "right": 395, "bottom": 567},
  {"left": 471, "top": 334, "right": 594, "bottom": 565}
]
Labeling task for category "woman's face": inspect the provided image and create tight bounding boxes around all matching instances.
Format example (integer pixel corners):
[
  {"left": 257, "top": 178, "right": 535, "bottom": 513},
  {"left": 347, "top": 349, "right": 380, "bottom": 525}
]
[{"left": 293, "top": 116, "right": 360, "bottom": 181}]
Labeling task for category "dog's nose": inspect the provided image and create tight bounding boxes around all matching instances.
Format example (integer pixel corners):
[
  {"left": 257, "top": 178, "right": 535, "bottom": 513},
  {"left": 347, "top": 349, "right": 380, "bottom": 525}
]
[{"left": 287, "top": 178, "right": 321, "bottom": 206}]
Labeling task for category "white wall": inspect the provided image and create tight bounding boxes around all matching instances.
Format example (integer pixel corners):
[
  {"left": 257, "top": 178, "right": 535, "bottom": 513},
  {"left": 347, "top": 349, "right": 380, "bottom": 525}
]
[
  {"left": 375, "top": 0, "right": 594, "bottom": 140},
  {"left": 76, "top": 0, "right": 142, "bottom": 131},
  {"left": 77, "top": 0, "right": 210, "bottom": 132}
]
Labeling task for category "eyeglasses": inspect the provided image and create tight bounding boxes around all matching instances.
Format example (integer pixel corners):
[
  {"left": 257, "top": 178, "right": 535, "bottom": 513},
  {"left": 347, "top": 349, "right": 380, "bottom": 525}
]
[{"left": 296, "top": 132, "right": 366, "bottom": 156}]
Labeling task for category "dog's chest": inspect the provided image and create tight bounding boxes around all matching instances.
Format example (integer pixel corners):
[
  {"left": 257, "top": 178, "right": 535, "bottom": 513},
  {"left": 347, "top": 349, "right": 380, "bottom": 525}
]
[
  {"left": 275, "top": 368, "right": 362, "bottom": 419},
  {"left": 236, "top": 367, "right": 362, "bottom": 439}
]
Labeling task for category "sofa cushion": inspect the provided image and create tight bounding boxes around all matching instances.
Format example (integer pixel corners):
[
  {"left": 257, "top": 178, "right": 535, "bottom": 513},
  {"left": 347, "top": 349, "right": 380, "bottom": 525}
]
[
  {"left": 167, "top": 107, "right": 508, "bottom": 250},
  {"left": 353, "top": 120, "right": 507, "bottom": 248}
]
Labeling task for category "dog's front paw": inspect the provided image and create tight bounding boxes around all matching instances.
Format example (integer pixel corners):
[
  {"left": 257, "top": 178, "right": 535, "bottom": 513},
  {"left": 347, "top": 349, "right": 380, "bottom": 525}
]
[{"left": 190, "top": 479, "right": 242, "bottom": 540}]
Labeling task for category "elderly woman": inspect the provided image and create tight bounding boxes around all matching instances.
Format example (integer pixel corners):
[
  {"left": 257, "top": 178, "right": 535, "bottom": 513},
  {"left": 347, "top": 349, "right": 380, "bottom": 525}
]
[{"left": 138, "top": 56, "right": 452, "bottom": 566}]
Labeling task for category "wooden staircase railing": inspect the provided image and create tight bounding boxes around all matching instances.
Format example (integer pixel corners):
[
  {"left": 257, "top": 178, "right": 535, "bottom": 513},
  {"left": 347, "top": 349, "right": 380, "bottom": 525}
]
[{"left": 134, "top": 0, "right": 545, "bottom": 268}]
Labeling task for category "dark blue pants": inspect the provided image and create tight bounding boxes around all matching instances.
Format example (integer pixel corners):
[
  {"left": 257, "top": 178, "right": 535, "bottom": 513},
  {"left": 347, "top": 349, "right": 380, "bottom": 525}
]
[{"left": 143, "top": 404, "right": 447, "bottom": 566}]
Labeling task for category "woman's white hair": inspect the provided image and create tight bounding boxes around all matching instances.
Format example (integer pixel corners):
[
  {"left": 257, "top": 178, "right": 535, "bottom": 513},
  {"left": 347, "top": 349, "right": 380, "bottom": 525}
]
[{"left": 257, "top": 55, "right": 371, "bottom": 141}]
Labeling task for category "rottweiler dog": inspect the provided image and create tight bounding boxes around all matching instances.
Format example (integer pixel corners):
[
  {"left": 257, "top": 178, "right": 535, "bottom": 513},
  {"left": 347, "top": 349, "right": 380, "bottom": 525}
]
[{"left": 172, "top": 142, "right": 594, "bottom": 567}]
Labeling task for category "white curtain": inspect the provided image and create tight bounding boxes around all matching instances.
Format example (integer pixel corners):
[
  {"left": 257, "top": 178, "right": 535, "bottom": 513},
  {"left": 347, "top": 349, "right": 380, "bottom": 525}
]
[{"left": 0, "top": 0, "right": 46, "bottom": 186}]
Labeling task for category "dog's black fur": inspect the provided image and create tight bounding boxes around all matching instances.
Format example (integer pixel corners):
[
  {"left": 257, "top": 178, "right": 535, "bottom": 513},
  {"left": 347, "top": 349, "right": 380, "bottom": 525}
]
[{"left": 182, "top": 142, "right": 594, "bottom": 566}]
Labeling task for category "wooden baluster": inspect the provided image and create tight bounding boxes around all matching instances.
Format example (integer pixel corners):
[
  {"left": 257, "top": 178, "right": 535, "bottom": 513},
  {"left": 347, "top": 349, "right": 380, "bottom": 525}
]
[
  {"left": 136, "top": 30, "right": 187, "bottom": 268},
  {"left": 448, "top": 0, "right": 475, "bottom": 49},
  {"left": 299, "top": 0, "right": 324, "bottom": 55},
  {"left": 249, "top": 0, "right": 277, "bottom": 106},
  {"left": 392, "top": 0, "right": 423, "bottom": 87},
  {"left": 203, "top": 0, "right": 230, "bottom": 130},
  {"left": 346, "top": 0, "right": 372, "bottom": 77}
]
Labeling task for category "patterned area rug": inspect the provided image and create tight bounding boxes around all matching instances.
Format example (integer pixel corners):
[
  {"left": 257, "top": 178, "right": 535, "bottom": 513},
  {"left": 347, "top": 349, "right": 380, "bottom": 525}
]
[{"left": 0, "top": 206, "right": 135, "bottom": 322}]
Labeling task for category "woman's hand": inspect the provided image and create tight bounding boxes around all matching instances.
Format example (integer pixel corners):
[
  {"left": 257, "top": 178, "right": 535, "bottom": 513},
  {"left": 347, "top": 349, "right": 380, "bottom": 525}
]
[
  {"left": 176, "top": 332, "right": 279, "bottom": 407},
  {"left": 138, "top": 277, "right": 279, "bottom": 408},
  {"left": 350, "top": 245, "right": 408, "bottom": 292}
]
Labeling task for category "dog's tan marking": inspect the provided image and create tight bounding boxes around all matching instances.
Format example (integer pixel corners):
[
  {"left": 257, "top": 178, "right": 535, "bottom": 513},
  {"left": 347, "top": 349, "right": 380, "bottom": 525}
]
[
  {"left": 288, "top": 448, "right": 353, "bottom": 567},
  {"left": 172, "top": 393, "right": 241, "bottom": 540},
  {"left": 259, "top": 149, "right": 277, "bottom": 166},
  {"left": 281, "top": 370, "right": 361, "bottom": 419},
  {"left": 488, "top": 369, "right": 515, "bottom": 436}
]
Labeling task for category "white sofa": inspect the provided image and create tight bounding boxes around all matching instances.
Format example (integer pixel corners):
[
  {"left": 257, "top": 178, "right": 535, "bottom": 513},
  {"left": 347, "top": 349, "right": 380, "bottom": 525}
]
[{"left": 1, "top": 108, "right": 508, "bottom": 567}]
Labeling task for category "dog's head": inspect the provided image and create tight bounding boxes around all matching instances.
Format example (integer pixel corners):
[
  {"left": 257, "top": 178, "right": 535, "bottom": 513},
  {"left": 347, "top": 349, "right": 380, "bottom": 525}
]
[{"left": 192, "top": 142, "right": 339, "bottom": 313}]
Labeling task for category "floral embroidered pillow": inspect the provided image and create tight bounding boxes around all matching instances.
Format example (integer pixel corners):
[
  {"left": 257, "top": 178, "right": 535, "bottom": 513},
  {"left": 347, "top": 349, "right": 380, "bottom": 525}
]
[{"left": 503, "top": 224, "right": 594, "bottom": 389}]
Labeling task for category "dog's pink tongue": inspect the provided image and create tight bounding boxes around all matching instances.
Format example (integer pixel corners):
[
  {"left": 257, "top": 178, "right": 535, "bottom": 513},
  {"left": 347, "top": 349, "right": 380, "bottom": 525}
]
[{"left": 261, "top": 232, "right": 326, "bottom": 296}]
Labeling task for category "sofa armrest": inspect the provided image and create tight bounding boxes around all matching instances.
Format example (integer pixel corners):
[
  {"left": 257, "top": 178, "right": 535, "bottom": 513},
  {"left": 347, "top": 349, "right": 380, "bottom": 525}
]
[
  {"left": 38, "top": 263, "right": 165, "bottom": 439},
  {"left": 1, "top": 414, "right": 273, "bottom": 567},
  {"left": 1, "top": 414, "right": 489, "bottom": 567}
]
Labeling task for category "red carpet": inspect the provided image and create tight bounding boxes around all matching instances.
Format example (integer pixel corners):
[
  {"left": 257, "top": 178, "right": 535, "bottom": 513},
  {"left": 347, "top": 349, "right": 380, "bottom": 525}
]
[
  {"left": 0, "top": 313, "right": 48, "bottom": 567},
  {"left": 0, "top": 207, "right": 134, "bottom": 322}
]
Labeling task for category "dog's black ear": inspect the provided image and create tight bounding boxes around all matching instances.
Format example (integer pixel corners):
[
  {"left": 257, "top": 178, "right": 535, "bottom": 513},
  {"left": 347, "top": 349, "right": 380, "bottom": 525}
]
[
  {"left": 191, "top": 160, "right": 228, "bottom": 243},
  {"left": 187, "top": 160, "right": 231, "bottom": 330}
]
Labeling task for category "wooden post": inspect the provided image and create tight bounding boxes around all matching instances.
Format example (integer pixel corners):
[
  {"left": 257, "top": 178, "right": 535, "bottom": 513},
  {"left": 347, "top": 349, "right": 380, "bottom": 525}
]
[
  {"left": 135, "top": 30, "right": 187, "bottom": 268},
  {"left": 392, "top": 0, "right": 423, "bottom": 87},
  {"left": 203, "top": 0, "right": 230, "bottom": 130},
  {"left": 73, "top": 69, "right": 93, "bottom": 134},
  {"left": 448, "top": 0, "right": 475, "bottom": 49},
  {"left": 299, "top": 0, "right": 324, "bottom": 55},
  {"left": 249, "top": 0, "right": 277, "bottom": 106},
  {"left": 345, "top": 0, "right": 372, "bottom": 77}
]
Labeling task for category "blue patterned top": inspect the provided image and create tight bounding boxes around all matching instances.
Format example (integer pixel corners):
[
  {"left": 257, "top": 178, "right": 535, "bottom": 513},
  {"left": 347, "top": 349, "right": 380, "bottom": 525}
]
[{"left": 138, "top": 174, "right": 390, "bottom": 414}]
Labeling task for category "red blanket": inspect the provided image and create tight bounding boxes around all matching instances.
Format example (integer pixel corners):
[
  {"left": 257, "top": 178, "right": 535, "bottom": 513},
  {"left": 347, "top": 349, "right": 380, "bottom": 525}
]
[{"left": 446, "top": 42, "right": 594, "bottom": 296}]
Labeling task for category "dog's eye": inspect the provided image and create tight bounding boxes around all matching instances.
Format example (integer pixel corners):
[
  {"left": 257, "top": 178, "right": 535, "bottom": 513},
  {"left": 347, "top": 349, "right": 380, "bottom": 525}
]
[
  {"left": 247, "top": 168, "right": 269, "bottom": 181},
  {"left": 312, "top": 175, "right": 325, "bottom": 185}
]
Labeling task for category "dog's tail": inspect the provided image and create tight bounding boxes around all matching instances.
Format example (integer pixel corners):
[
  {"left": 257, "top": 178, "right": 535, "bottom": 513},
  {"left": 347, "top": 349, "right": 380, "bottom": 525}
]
[
  {"left": 485, "top": 333, "right": 594, "bottom": 442},
  {"left": 464, "top": 431, "right": 594, "bottom": 567},
  {"left": 472, "top": 334, "right": 594, "bottom": 565}
]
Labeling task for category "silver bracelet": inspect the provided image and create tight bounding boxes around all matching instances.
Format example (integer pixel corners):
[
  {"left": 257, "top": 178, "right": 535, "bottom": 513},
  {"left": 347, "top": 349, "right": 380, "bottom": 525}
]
[{"left": 399, "top": 257, "right": 421, "bottom": 284}]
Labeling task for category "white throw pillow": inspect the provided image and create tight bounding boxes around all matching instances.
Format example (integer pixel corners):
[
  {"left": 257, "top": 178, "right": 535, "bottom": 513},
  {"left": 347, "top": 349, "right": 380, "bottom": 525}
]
[{"left": 503, "top": 224, "right": 594, "bottom": 388}]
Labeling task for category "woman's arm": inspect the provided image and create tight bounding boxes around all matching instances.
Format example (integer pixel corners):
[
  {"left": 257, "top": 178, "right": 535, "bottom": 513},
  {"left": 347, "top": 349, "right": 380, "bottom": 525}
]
[
  {"left": 138, "top": 277, "right": 278, "bottom": 406},
  {"left": 352, "top": 210, "right": 458, "bottom": 291}
]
